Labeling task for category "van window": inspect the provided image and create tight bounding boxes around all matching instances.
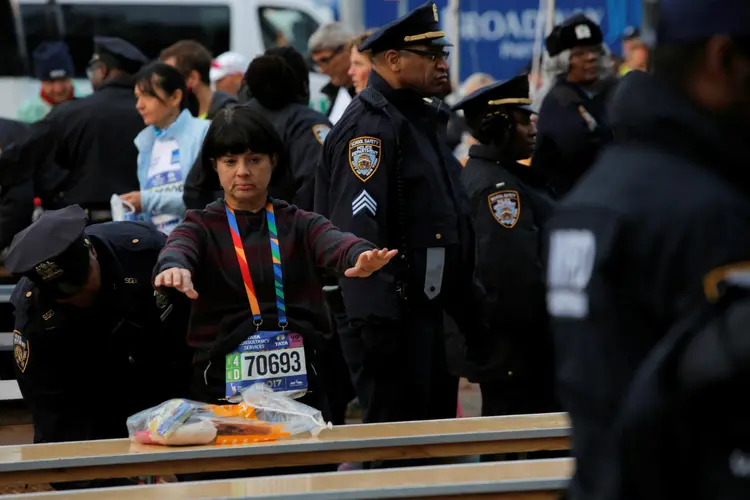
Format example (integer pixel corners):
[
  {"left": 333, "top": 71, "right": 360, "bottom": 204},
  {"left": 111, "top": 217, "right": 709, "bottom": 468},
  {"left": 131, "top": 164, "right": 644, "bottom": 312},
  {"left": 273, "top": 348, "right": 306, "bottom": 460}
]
[
  {"left": 0, "top": 0, "right": 29, "bottom": 76},
  {"left": 259, "top": 6, "right": 319, "bottom": 56},
  {"left": 20, "top": 3, "right": 231, "bottom": 78}
]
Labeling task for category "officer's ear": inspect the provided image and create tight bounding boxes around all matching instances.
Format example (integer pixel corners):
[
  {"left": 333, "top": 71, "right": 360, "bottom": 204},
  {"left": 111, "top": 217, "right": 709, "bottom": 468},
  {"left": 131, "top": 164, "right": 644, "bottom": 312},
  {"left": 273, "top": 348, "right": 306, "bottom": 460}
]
[{"left": 382, "top": 50, "right": 402, "bottom": 72}]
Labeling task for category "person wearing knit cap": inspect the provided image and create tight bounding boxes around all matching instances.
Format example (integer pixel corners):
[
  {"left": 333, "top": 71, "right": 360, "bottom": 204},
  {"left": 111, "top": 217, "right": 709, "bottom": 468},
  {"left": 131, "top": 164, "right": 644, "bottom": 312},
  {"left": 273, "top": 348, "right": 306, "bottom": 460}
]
[{"left": 17, "top": 41, "right": 83, "bottom": 123}]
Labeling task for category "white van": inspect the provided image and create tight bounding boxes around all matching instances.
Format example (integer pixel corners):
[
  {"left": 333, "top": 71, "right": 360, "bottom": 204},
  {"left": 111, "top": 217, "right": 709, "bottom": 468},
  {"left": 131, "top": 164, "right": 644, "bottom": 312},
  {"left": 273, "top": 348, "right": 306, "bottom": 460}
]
[{"left": 0, "top": 0, "right": 334, "bottom": 119}]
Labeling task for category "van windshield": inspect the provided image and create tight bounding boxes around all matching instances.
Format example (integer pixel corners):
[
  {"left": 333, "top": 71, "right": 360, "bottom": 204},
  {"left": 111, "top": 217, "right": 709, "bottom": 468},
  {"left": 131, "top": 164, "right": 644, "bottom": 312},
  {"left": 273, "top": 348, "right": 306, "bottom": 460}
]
[{"left": 20, "top": 3, "right": 231, "bottom": 78}]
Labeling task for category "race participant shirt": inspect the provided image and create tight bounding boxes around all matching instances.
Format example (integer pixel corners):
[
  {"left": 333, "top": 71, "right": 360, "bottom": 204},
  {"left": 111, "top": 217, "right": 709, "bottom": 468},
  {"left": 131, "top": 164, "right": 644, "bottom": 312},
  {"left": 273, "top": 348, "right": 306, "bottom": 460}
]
[{"left": 144, "top": 138, "right": 183, "bottom": 235}]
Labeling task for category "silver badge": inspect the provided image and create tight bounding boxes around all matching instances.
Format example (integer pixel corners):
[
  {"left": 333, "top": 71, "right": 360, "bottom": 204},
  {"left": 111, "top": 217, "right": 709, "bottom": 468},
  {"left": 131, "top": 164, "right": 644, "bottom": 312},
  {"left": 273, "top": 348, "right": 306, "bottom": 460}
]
[{"left": 35, "top": 261, "right": 63, "bottom": 281}]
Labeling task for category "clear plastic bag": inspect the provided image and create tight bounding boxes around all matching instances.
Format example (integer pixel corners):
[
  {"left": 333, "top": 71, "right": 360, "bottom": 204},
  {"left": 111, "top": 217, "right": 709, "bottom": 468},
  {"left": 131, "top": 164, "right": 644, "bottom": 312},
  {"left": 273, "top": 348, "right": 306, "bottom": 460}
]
[{"left": 127, "top": 383, "right": 331, "bottom": 446}]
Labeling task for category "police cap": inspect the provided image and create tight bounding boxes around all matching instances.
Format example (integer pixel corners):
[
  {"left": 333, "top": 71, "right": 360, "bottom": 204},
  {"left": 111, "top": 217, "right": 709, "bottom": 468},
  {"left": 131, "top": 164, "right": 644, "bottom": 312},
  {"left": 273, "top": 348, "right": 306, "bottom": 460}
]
[
  {"left": 5, "top": 206, "right": 92, "bottom": 298},
  {"left": 657, "top": 0, "right": 750, "bottom": 44},
  {"left": 451, "top": 75, "right": 533, "bottom": 132},
  {"left": 546, "top": 14, "right": 603, "bottom": 57},
  {"left": 359, "top": 1, "right": 452, "bottom": 54},
  {"left": 32, "top": 41, "right": 75, "bottom": 81},
  {"left": 89, "top": 36, "right": 148, "bottom": 74}
]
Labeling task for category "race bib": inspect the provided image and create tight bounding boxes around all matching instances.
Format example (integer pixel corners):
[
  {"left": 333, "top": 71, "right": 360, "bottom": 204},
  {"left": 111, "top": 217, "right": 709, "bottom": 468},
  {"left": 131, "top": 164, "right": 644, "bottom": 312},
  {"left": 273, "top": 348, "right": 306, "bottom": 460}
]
[{"left": 225, "top": 331, "right": 307, "bottom": 398}]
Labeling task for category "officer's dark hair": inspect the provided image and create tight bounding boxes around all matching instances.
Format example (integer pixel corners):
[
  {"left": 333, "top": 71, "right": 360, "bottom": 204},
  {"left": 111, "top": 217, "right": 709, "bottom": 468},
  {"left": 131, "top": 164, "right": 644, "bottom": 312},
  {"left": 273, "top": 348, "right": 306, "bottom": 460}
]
[
  {"left": 244, "top": 48, "right": 309, "bottom": 109},
  {"left": 134, "top": 62, "right": 188, "bottom": 111},
  {"left": 198, "top": 106, "right": 285, "bottom": 183},
  {"left": 159, "top": 40, "right": 212, "bottom": 85},
  {"left": 472, "top": 109, "right": 514, "bottom": 147}
]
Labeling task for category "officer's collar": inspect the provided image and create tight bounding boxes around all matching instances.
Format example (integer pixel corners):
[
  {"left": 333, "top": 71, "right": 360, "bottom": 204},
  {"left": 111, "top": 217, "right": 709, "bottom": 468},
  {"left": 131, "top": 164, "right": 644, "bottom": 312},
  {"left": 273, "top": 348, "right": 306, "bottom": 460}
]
[
  {"left": 468, "top": 144, "right": 549, "bottom": 185},
  {"left": 96, "top": 74, "right": 135, "bottom": 92},
  {"left": 368, "top": 70, "right": 427, "bottom": 108}
]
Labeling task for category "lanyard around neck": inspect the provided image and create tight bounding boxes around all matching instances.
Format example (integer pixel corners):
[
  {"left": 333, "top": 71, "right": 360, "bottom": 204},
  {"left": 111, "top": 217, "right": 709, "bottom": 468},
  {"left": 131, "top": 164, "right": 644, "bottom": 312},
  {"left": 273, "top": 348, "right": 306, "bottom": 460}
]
[{"left": 225, "top": 202, "right": 287, "bottom": 329}]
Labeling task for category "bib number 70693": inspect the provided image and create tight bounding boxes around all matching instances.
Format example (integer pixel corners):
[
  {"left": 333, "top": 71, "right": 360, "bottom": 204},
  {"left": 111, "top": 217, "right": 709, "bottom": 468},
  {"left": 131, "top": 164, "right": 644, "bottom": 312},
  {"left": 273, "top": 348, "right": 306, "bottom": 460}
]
[{"left": 225, "top": 331, "right": 308, "bottom": 398}]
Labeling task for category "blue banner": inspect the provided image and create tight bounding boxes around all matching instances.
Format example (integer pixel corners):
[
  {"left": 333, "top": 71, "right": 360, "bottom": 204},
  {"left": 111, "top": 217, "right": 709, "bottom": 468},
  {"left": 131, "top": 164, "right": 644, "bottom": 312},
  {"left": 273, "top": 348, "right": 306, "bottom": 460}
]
[{"left": 363, "top": 0, "right": 642, "bottom": 81}]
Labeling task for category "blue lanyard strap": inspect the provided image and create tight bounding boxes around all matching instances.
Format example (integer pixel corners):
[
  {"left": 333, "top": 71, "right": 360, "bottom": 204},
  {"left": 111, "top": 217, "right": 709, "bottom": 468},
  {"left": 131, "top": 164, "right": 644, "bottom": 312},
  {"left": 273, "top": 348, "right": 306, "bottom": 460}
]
[{"left": 225, "top": 202, "right": 288, "bottom": 329}]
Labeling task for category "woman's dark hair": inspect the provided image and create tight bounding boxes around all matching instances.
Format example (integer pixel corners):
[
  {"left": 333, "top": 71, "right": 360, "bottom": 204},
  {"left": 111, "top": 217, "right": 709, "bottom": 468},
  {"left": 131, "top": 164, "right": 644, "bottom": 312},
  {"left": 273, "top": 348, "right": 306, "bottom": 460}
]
[
  {"left": 243, "top": 46, "right": 310, "bottom": 109},
  {"left": 134, "top": 62, "right": 188, "bottom": 111},
  {"left": 194, "top": 106, "right": 284, "bottom": 186}
]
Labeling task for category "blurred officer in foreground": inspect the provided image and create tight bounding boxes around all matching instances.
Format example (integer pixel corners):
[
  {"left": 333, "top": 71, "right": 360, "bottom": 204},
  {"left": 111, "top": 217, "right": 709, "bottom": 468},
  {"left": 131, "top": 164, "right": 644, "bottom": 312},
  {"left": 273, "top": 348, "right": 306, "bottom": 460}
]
[
  {"left": 0, "top": 37, "right": 148, "bottom": 222},
  {"left": 5, "top": 205, "right": 191, "bottom": 489},
  {"left": 316, "top": 1, "right": 486, "bottom": 443},
  {"left": 533, "top": 14, "right": 617, "bottom": 196},
  {"left": 616, "top": 268, "right": 750, "bottom": 500},
  {"left": 454, "top": 76, "right": 558, "bottom": 419},
  {"left": 544, "top": 1, "right": 750, "bottom": 498},
  {"left": 17, "top": 42, "right": 81, "bottom": 123}
]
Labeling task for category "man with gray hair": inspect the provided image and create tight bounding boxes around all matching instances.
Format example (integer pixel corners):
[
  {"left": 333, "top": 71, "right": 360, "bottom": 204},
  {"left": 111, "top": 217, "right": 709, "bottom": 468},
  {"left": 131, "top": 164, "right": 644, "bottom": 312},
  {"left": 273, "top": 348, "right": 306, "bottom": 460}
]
[{"left": 309, "top": 22, "right": 357, "bottom": 123}]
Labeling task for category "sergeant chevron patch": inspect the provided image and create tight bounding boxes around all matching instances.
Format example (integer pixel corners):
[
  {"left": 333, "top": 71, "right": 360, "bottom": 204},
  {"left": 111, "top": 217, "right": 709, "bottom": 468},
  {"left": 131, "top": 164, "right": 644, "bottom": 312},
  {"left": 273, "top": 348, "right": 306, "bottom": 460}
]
[{"left": 352, "top": 190, "right": 377, "bottom": 216}]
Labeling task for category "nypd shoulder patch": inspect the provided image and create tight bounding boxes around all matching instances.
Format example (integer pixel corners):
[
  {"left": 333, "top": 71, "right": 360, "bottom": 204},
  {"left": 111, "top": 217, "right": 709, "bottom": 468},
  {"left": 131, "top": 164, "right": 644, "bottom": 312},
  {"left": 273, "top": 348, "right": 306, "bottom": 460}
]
[
  {"left": 312, "top": 124, "right": 331, "bottom": 145},
  {"left": 488, "top": 190, "right": 520, "bottom": 228},
  {"left": 349, "top": 136, "right": 381, "bottom": 182},
  {"left": 13, "top": 330, "right": 29, "bottom": 373}
]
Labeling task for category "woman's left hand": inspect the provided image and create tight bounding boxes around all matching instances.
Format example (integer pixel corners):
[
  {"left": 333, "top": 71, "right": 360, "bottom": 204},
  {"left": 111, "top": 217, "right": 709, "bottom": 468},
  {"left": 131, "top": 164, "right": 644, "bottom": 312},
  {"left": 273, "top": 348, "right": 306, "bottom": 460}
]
[
  {"left": 120, "top": 191, "right": 142, "bottom": 214},
  {"left": 345, "top": 248, "right": 398, "bottom": 278}
]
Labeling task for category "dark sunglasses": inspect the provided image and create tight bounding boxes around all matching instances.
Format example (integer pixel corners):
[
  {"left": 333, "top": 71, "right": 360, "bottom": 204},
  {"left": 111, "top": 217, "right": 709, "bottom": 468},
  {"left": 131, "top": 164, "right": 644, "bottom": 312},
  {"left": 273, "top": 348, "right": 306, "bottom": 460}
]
[{"left": 401, "top": 48, "right": 450, "bottom": 62}]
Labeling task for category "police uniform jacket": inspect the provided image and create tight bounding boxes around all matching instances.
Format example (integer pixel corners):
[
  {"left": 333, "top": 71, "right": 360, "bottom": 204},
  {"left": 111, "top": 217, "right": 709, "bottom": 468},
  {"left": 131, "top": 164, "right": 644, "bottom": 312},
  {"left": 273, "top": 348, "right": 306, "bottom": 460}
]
[
  {"left": 461, "top": 144, "right": 555, "bottom": 383},
  {"left": 11, "top": 222, "right": 191, "bottom": 444},
  {"left": 533, "top": 75, "right": 617, "bottom": 196},
  {"left": 3, "top": 75, "right": 143, "bottom": 210},
  {"left": 315, "top": 70, "right": 485, "bottom": 344},
  {"left": 544, "top": 70, "right": 750, "bottom": 500}
]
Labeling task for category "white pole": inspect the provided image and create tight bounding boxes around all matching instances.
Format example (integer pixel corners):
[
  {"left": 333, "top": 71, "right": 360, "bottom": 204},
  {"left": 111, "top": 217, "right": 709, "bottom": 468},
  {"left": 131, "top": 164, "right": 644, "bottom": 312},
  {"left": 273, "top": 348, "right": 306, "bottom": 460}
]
[
  {"left": 398, "top": 0, "right": 408, "bottom": 18},
  {"left": 448, "top": 0, "right": 460, "bottom": 94},
  {"left": 339, "top": 0, "right": 365, "bottom": 34},
  {"left": 530, "top": 0, "right": 556, "bottom": 105}
]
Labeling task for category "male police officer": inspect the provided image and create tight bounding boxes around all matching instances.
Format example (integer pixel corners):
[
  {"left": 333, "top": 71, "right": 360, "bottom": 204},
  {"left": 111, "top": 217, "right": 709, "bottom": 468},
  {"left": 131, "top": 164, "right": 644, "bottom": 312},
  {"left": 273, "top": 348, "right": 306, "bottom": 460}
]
[
  {"left": 545, "top": 1, "right": 750, "bottom": 498},
  {"left": 0, "top": 37, "right": 147, "bottom": 222},
  {"left": 315, "top": 1, "right": 486, "bottom": 437},
  {"left": 533, "top": 14, "right": 617, "bottom": 196},
  {"left": 453, "top": 76, "right": 558, "bottom": 419},
  {"left": 5, "top": 206, "right": 190, "bottom": 489}
]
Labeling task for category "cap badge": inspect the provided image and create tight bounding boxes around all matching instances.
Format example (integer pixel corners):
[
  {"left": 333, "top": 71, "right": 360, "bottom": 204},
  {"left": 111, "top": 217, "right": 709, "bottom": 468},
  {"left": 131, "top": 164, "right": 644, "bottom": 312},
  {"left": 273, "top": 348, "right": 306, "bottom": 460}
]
[
  {"left": 433, "top": 3, "right": 439, "bottom": 22},
  {"left": 575, "top": 24, "right": 592, "bottom": 40},
  {"left": 35, "top": 261, "right": 63, "bottom": 281}
]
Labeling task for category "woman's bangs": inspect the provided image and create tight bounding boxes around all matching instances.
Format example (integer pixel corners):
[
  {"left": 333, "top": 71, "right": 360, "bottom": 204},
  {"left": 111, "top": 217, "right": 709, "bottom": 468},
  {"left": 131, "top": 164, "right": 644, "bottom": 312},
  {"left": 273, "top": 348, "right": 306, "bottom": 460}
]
[
  {"left": 206, "top": 118, "right": 275, "bottom": 159},
  {"left": 135, "top": 75, "right": 158, "bottom": 98}
]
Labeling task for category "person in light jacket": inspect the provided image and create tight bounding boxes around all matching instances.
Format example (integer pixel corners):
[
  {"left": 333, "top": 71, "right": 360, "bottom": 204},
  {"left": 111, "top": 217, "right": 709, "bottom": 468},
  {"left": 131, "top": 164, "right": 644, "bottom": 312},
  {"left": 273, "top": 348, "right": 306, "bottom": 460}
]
[{"left": 121, "top": 62, "right": 210, "bottom": 234}]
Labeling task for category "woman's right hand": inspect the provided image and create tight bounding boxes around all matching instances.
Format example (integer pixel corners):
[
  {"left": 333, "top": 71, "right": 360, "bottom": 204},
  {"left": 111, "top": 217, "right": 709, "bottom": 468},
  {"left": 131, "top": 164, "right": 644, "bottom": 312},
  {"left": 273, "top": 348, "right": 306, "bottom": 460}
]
[{"left": 154, "top": 267, "right": 199, "bottom": 299}]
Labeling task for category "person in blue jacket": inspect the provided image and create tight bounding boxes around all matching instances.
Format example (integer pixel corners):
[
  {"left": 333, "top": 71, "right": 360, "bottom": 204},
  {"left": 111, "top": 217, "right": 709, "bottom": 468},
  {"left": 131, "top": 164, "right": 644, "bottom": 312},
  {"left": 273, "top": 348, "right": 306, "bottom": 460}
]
[{"left": 121, "top": 62, "right": 210, "bottom": 234}]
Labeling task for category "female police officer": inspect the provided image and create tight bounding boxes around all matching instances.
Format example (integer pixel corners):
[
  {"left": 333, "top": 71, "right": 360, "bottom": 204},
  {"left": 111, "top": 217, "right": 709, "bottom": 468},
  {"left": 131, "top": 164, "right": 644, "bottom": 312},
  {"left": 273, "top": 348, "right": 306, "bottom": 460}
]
[{"left": 453, "top": 75, "right": 559, "bottom": 418}]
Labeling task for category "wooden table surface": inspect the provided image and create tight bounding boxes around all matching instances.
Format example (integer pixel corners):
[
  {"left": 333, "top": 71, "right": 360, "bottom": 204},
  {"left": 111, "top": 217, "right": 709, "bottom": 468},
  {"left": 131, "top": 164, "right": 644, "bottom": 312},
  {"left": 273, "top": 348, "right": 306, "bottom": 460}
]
[
  {"left": 3, "top": 458, "right": 574, "bottom": 500},
  {"left": 0, "top": 413, "right": 570, "bottom": 486}
]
